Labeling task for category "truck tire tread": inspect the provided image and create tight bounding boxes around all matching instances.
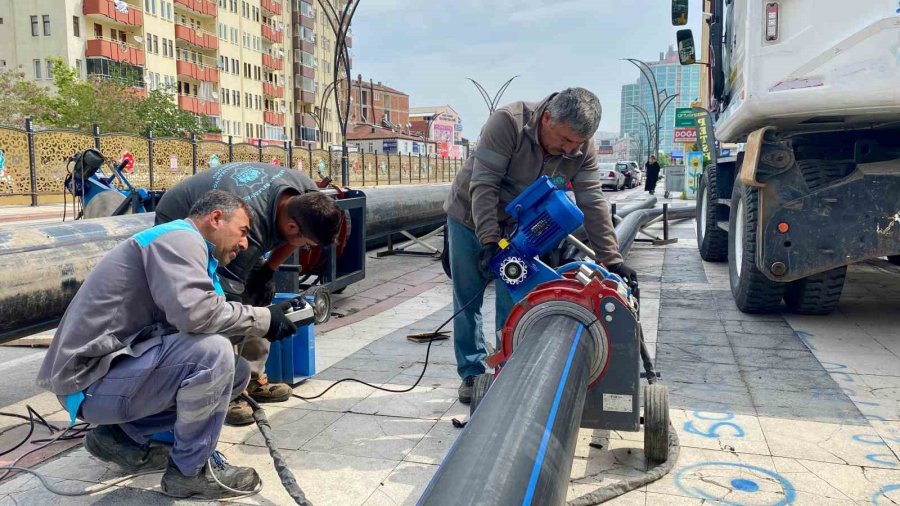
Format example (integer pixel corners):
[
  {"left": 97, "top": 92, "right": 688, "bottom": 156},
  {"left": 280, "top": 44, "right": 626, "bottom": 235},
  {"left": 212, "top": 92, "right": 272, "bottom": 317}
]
[
  {"left": 697, "top": 166, "right": 729, "bottom": 262},
  {"left": 784, "top": 267, "right": 847, "bottom": 315},
  {"left": 729, "top": 181, "right": 785, "bottom": 313}
]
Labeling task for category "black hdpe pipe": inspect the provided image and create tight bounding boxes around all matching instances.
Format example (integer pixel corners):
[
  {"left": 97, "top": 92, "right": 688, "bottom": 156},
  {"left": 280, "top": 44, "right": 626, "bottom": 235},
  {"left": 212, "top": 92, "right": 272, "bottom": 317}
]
[
  {"left": 421, "top": 203, "right": 695, "bottom": 506},
  {"left": 0, "top": 184, "right": 450, "bottom": 342},
  {"left": 419, "top": 316, "right": 592, "bottom": 506}
]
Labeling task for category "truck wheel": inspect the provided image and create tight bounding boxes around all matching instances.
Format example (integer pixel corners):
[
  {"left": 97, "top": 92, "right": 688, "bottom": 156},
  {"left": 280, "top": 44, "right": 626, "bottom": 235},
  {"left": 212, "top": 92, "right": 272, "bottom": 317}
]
[
  {"left": 888, "top": 255, "right": 900, "bottom": 266},
  {"left": 784, "top": 267, "right": 846, "bottom": 315},
  {"left": 697, "top": 167, "right": 728, "bottom": 262},
  {"left": 728, "top": 181, "right": 785, "bottom": 313}
]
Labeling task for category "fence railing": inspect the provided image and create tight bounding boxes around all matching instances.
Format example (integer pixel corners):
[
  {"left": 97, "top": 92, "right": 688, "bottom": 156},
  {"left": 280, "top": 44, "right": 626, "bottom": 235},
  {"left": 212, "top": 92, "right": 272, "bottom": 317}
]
[{"left": 0, "top": 119, "right": 466, "bottom": 206}]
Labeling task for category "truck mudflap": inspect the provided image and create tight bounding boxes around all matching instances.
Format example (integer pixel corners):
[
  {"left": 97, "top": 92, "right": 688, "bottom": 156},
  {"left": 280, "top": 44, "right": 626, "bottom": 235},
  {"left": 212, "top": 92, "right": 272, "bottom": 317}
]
[{"left": 760, "top": 161, "right": 900, "bottom": 282}]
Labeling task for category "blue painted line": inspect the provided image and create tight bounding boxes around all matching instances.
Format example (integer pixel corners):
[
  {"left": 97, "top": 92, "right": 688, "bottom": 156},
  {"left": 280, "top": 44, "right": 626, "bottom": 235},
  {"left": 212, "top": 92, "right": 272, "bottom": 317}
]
[{"left": 521, "top": 324, "right": 584, "bottom": 506}]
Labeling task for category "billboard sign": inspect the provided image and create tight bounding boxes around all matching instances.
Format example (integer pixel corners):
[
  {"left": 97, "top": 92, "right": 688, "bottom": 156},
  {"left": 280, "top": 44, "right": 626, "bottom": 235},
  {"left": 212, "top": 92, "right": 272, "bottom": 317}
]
[
  {"left": 382, "top": 139, "right": 398, "bottom": 154},
  {"left": 673, "top": 127, "right": 697, "bottom": 143},
  {"left": 675, "top": 107, "right": 696, "bottom": 128}
]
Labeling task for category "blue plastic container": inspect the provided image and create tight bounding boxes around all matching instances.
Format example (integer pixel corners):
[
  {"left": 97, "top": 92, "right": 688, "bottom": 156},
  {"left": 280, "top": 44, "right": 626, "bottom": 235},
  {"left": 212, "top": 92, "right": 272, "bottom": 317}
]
[{"left": 264, "top": 292, "right": 316, "bottom": 385}]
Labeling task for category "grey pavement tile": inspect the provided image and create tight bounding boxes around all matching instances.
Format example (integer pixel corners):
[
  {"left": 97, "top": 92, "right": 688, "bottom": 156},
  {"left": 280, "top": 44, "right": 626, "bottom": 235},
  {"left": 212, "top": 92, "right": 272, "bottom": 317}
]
[
  {"left": 665, "top": 381, "right": 756, "bottom": 415},
  {"left": 656, "top": 358, "right": 746, "bottom": 388},
  {"left": 657, "top": 318, "right": 725, "bottom": 334},
  {"left": 233, "top": 406, "right": 344, "bottom": 450},
  {"left": 724, "top": 320, "right": 797, "bottom": 336},
  {"left": 0, "top": 477, "right": 176, "bottom": 505},
  {"left": 356, "top": 281, "right": 418, "bottom": 302},
  {"left": 332, "top": 295, "right": 379, "bottom": 314},
  {"left": 655, "top": 329, "right": 730, "bottom": 347},
  {"left": 740, "top": 366, "right": 846, "bottom": 393},
  {"left": 748, "top": 388, "right": 866, "bottom": 425},
  {"left": 361, "top": 461, "right": 438, "bottom": 506},
  {"left": 732, "top": 346, "right": 828, "bottom": 371},
  {"left": 658, "top": 288, "right": 714, "bottom": 301},
  {"left": 655, "top": 342, "right": 737, "bottom": 365},
  {"left": 724, "top": 331, "right": 809, "bottom": 351},
  {"left": 313, "top": 367, "right": 404, "bottom": 385},
  {"left": 403, "top": 418, "right": 460, "bottom": 466},
  {"left": 351, "top": 386, "right": 458, "bottom": 420},
  {"left": 301, "top": 412, "right": 436, "bottom": 461}
]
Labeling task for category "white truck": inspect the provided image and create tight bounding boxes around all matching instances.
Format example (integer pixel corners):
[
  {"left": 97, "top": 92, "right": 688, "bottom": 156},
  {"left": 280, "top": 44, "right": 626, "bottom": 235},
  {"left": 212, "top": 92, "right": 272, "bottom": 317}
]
[{"left": 673, "top": 0, "right": 900, "bottom": 314}]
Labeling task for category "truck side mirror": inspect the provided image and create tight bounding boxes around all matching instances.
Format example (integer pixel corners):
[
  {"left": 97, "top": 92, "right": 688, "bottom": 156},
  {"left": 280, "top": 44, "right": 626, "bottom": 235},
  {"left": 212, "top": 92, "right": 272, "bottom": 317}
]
[
  {"left": 672, "top": 0, "right": 688, "bottom": 25},
  {"left": 676, "top": 29, "right": 697, "bottom": 65}
]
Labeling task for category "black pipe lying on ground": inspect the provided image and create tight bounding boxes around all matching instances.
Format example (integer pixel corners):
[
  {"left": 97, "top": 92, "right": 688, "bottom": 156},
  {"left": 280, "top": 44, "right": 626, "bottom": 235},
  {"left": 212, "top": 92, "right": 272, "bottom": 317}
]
[
  {"left": 0, "top": 184, "right": 451, "bottom": 342},
  {"left": 420, "top": 203, "right": 695, "bottom": 506},
  {"left": 419, "top": 316, "right": 592, "bottom": 506}
]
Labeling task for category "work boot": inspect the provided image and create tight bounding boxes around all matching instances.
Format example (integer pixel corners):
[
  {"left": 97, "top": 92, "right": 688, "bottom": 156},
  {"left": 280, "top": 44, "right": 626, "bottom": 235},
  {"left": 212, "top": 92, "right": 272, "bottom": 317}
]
[
  {"left": 83, "top": 425, "right": 170, "bottom": 472},
  {"left": 458, "top": 376, "right": 476, "bottom": 404},
  {"left": 225, "top": 399, "right": 255, "bottom": 426},
  {"left": 247, "top": 375, "right": 291, "bottom": 403},
  {"left": 160, "top": 452, "right": 260, "bottom": 499}
]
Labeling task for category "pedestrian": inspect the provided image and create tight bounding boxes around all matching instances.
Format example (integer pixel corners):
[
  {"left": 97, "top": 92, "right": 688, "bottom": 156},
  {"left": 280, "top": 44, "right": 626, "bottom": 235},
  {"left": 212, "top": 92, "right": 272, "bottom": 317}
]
[
  {"left": 443, "top": 87, "right": 640, "bottom": 403},
  {"left": 37, "top": 191, "right": 300, "bottom": 499},
  {"left": 644, "top": 155, "right": 661, "bottom": 194},
  {"left": 154, "top": 162, "right": 342, "bottom": 426}
]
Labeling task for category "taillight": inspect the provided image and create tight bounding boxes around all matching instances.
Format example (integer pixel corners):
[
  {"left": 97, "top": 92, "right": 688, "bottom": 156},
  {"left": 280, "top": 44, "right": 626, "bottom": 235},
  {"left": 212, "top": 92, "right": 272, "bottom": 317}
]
[
  {"left": 608, "top": 171, "right": 615, "bottom": 177},
  {"left": 766, "top": 3, "right": 778, "bottom": 41}
]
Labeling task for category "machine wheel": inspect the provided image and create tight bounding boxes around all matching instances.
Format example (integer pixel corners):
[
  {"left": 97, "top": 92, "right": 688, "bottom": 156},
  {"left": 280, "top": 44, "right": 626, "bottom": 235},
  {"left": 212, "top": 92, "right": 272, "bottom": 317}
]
[
  {"left": 888, "top": 255, "right": 900, "bottom": 266},
  {"left": 304, "top": 285, "right": 332, "bottom": 324},
  {"left": 83, "top": 190, "right": 132, "bottom": 219},
  {"left": 728, "top": 180, "right": 786, "bottom": 313},
  {"left": 784, "top": 267, "right": 847, "bottom": 315},
  {"left": 469, "top": 373, "right": 494, "bottom": 416},
  {"left": 697, "top": 166, "right": 729, "bottom": 262},
  {"left": 643, "top": 383, "right": 669, "bottom": 464}
]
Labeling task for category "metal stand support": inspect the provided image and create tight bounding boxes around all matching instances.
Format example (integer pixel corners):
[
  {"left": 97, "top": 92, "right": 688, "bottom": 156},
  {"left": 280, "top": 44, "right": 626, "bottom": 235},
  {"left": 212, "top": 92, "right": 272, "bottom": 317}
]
[
  {"left": 634, "top": 204, "right": 679, "bottom": 246},
  {"left": 376, "top": 225, "right": 444, "bottom": 258}
]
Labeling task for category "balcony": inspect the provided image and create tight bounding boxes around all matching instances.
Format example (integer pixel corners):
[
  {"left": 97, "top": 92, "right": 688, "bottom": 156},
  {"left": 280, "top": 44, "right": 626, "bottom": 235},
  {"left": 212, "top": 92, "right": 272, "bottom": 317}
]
[
  {"left": 261, "top": 0, "right": 282, "bottom": 15},
  {"left": 178, "top": 95, "right": 221, "bottom": 116},
  {"left": 264, "top": 111, "right": 285, "bottom": 125},
  {"left": 83, "top": 0, "right": 144, "bottom": 26},
  {"left": 297, "top": 38, "right": 315, "bottom": 53},
  {"left": 176, "top": 59, "right": 219, "bottom": 82},
  {"left": 263, "top": 82, "right": 284, "bottom": 98},
  {"left": 262, "top": 54, "right": 283, "bottom": 71},
  {"left": 174, "top": 0, "right": 216, "bottom": 17},
  {"left": 175, "top": 24, "right": 218, "bottom": 51},
  {"left": 297, "top": 90, "right": 315, "bottom": 104},
  {"left": 261, "top": 25, "right": 283, "bottom": 44},
  {"left": 85, "top": 39, "right": 145, "bottom": 66},
  {"left": 298, "top": 64, "right": 314, "bottom": 79},
  {"left": 296, "top": 113, "right": 316, "bottom": 129}
]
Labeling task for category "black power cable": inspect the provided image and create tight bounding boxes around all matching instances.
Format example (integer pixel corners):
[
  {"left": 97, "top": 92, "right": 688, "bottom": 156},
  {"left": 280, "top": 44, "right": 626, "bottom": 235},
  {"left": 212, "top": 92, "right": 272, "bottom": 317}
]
[{"left": 292, "top": 279, "right": 491, "bottom": 401}]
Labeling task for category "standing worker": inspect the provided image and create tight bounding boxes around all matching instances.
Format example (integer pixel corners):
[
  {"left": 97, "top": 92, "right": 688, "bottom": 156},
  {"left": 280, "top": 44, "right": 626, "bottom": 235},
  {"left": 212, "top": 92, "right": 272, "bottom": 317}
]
[
  {"left": 37, "top": 191, "right": 300, "bottom": 499},
  {"left": 154, "top": 162, "right": 342, "bottom": 425},
  {"left": 643, "top": 155, "right": 661, "bottom": 195},
  {"left": 443, "top": 87, "right": 639, "bottom": 403}
]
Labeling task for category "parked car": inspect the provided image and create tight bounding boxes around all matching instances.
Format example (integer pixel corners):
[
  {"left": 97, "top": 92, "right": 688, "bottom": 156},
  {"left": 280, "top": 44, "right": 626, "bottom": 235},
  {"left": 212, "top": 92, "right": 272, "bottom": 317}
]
[
  {"left": 599, "top": 162, "right": 626, "bottom": 191},
  {"left": 616, "top": 161, "right": 641, "bottom": 188},
  {"left": 624, "top": 161, "right": 643, "bottom": 187}
]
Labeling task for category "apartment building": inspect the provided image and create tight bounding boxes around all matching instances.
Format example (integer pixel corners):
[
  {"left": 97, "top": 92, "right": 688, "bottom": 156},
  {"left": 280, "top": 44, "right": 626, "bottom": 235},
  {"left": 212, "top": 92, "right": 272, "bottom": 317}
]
[{"left": 0, "top": 0, "right": 342, "bottom": 145}]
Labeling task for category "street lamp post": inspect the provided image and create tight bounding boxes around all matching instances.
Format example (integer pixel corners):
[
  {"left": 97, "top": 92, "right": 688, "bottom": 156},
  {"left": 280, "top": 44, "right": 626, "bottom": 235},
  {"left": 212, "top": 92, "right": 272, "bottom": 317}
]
[
  {"left": 317, "top": 0, "right": 360, "bottom": 187},
  {"left": 467, "top": 76, "right": 519, "bottom": 115},
  {"left": 623, "top": 58, "right": 678, "bottom": 160},
  {"left": 309, "top": 79, "right": 341, "bottom": 146}
]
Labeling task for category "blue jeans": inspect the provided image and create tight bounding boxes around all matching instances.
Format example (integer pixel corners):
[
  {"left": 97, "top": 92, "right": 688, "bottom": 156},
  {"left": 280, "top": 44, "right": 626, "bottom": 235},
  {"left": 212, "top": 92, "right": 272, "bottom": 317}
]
[
  {"left": 75, "top": 333, "right": 250, "bottom": 476},
  {"left": 447, "top": 217, "right": 514, "bottom": 380}
]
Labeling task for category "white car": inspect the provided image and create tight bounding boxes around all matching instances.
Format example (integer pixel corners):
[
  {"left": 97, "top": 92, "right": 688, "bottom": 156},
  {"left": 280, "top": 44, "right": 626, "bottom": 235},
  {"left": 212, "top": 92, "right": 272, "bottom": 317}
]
[{"left": 598, "top": 163, "right": 626, "bottom": 191}]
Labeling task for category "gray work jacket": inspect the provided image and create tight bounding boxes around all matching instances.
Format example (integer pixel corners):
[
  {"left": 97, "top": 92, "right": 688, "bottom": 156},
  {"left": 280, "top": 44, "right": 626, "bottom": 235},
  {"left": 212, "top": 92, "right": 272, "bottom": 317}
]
[
  {"left": 444, "top": 95, "right": 623, "bottom": 265},
  {"left": 37, "top": 219, "right": 270, "bottom": 396}
]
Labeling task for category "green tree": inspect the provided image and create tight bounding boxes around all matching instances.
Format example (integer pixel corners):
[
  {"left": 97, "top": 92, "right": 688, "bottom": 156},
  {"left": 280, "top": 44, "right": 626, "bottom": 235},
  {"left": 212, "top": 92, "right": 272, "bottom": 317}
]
[
  {"left": 136, "top": 85, "right": 205, "bottom": 138},
  {"left": 38, "top": 58, "right": 143, "bottom": 133},
  {"left": 0, "top": 69, "right": 51, "bottom": 127}
]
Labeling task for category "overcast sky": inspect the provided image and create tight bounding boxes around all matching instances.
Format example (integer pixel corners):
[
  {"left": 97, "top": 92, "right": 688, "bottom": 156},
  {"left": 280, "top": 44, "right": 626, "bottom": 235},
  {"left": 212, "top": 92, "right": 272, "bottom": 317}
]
[{"left": 349, "top": 0, "right": 703, "bottom": 141}]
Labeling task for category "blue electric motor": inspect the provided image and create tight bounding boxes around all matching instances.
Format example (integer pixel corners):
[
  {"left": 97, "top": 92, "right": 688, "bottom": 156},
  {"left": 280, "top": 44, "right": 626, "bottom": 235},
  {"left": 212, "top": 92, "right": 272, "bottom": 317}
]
[{"left": 490, "top": 176, "right": 584, "bottom": 301}]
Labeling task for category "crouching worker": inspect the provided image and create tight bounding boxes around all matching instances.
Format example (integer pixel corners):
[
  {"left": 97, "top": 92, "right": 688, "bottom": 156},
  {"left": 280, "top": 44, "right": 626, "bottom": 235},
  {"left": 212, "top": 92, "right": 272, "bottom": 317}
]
[{"left": 37, "top": 190, "right": 299, "bottom": 499}]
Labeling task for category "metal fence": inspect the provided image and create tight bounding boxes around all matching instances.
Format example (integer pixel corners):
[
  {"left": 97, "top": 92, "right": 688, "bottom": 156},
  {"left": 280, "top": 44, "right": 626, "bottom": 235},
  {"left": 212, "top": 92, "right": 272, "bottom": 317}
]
[{"left": 0, "top": 120, "right": 466, "bottom": 206}]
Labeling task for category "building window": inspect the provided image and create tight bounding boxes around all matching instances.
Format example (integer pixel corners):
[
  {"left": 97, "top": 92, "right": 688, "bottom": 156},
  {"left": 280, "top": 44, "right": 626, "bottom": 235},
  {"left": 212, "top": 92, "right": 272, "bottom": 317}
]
[
  {"left": 72, "top": 16, "right": 80, "bottom": 37},
  {"left": 42, "top": 15, "right": 50, "bottom": 35},
  {"left": 153, "top": 35, "right": 159, "bottom": 54},
  {"left": 94, "top": 23, "right": 102, "bottom": 38},
  {"left": 31, "top": 16, "right": 38, "bottom": 36},
  {"left": 74, "top": 59, "right": 82, "bottom": 76},
  {"left": 46, "top": 60, "right": 53, "bottom": 80},
  {"left": 33, "top": 60, "right": 42, "bottom": 79}
]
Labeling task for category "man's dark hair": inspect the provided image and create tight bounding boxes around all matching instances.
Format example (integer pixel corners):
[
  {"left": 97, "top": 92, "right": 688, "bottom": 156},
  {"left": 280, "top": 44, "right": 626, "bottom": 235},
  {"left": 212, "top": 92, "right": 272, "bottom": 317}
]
[
  {"left": 286, "top": 192, "right": 342, "bottom": 245},
  {"left": 188, "top": 190, "right": 252, "bottom": 226}
]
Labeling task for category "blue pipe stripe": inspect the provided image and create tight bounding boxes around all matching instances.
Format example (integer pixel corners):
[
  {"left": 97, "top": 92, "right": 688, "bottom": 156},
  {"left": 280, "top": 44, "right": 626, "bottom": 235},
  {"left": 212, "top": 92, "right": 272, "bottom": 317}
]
[
  {"left": 522, "top": 323, "right": 585, "bottom": 506},
  {"left": 555, "top": 261, "right": 605, "bottom": 275}
]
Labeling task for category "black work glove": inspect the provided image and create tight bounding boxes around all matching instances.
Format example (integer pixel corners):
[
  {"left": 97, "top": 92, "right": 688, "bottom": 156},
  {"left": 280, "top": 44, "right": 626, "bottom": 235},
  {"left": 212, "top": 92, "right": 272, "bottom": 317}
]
[
  {"left": 225, "top": 291, "right": 245, "bottom": 303},
  {"left": 478, "top": 242, "right": 501, "bottom": 280},
  {"left": 608, "top": 262, "right": 640, "bottom": 299},
  {"left": 245, "top": 264, "right": 276, "bottom": 307},
  {"left": 265, "top": 300, "right": 297, "bottom": 342}
]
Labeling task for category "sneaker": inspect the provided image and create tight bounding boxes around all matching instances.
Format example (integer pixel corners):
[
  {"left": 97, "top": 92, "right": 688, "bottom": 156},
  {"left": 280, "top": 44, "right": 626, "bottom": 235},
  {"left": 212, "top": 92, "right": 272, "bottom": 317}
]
[
  {"left": 225, "top": 399, "right": 255, "bottom": 427},
  {"left": 458, "top": 376, "right": 476, "bottom": 404},
  {"left": 83, "top": 425, "right": 170, "bottom": 472},
  {"left": 247, "top": 375, "right": 291, "bottom": 403},
  {"left": 160, "top": 452, "right": 260, "bottom": 499}
]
